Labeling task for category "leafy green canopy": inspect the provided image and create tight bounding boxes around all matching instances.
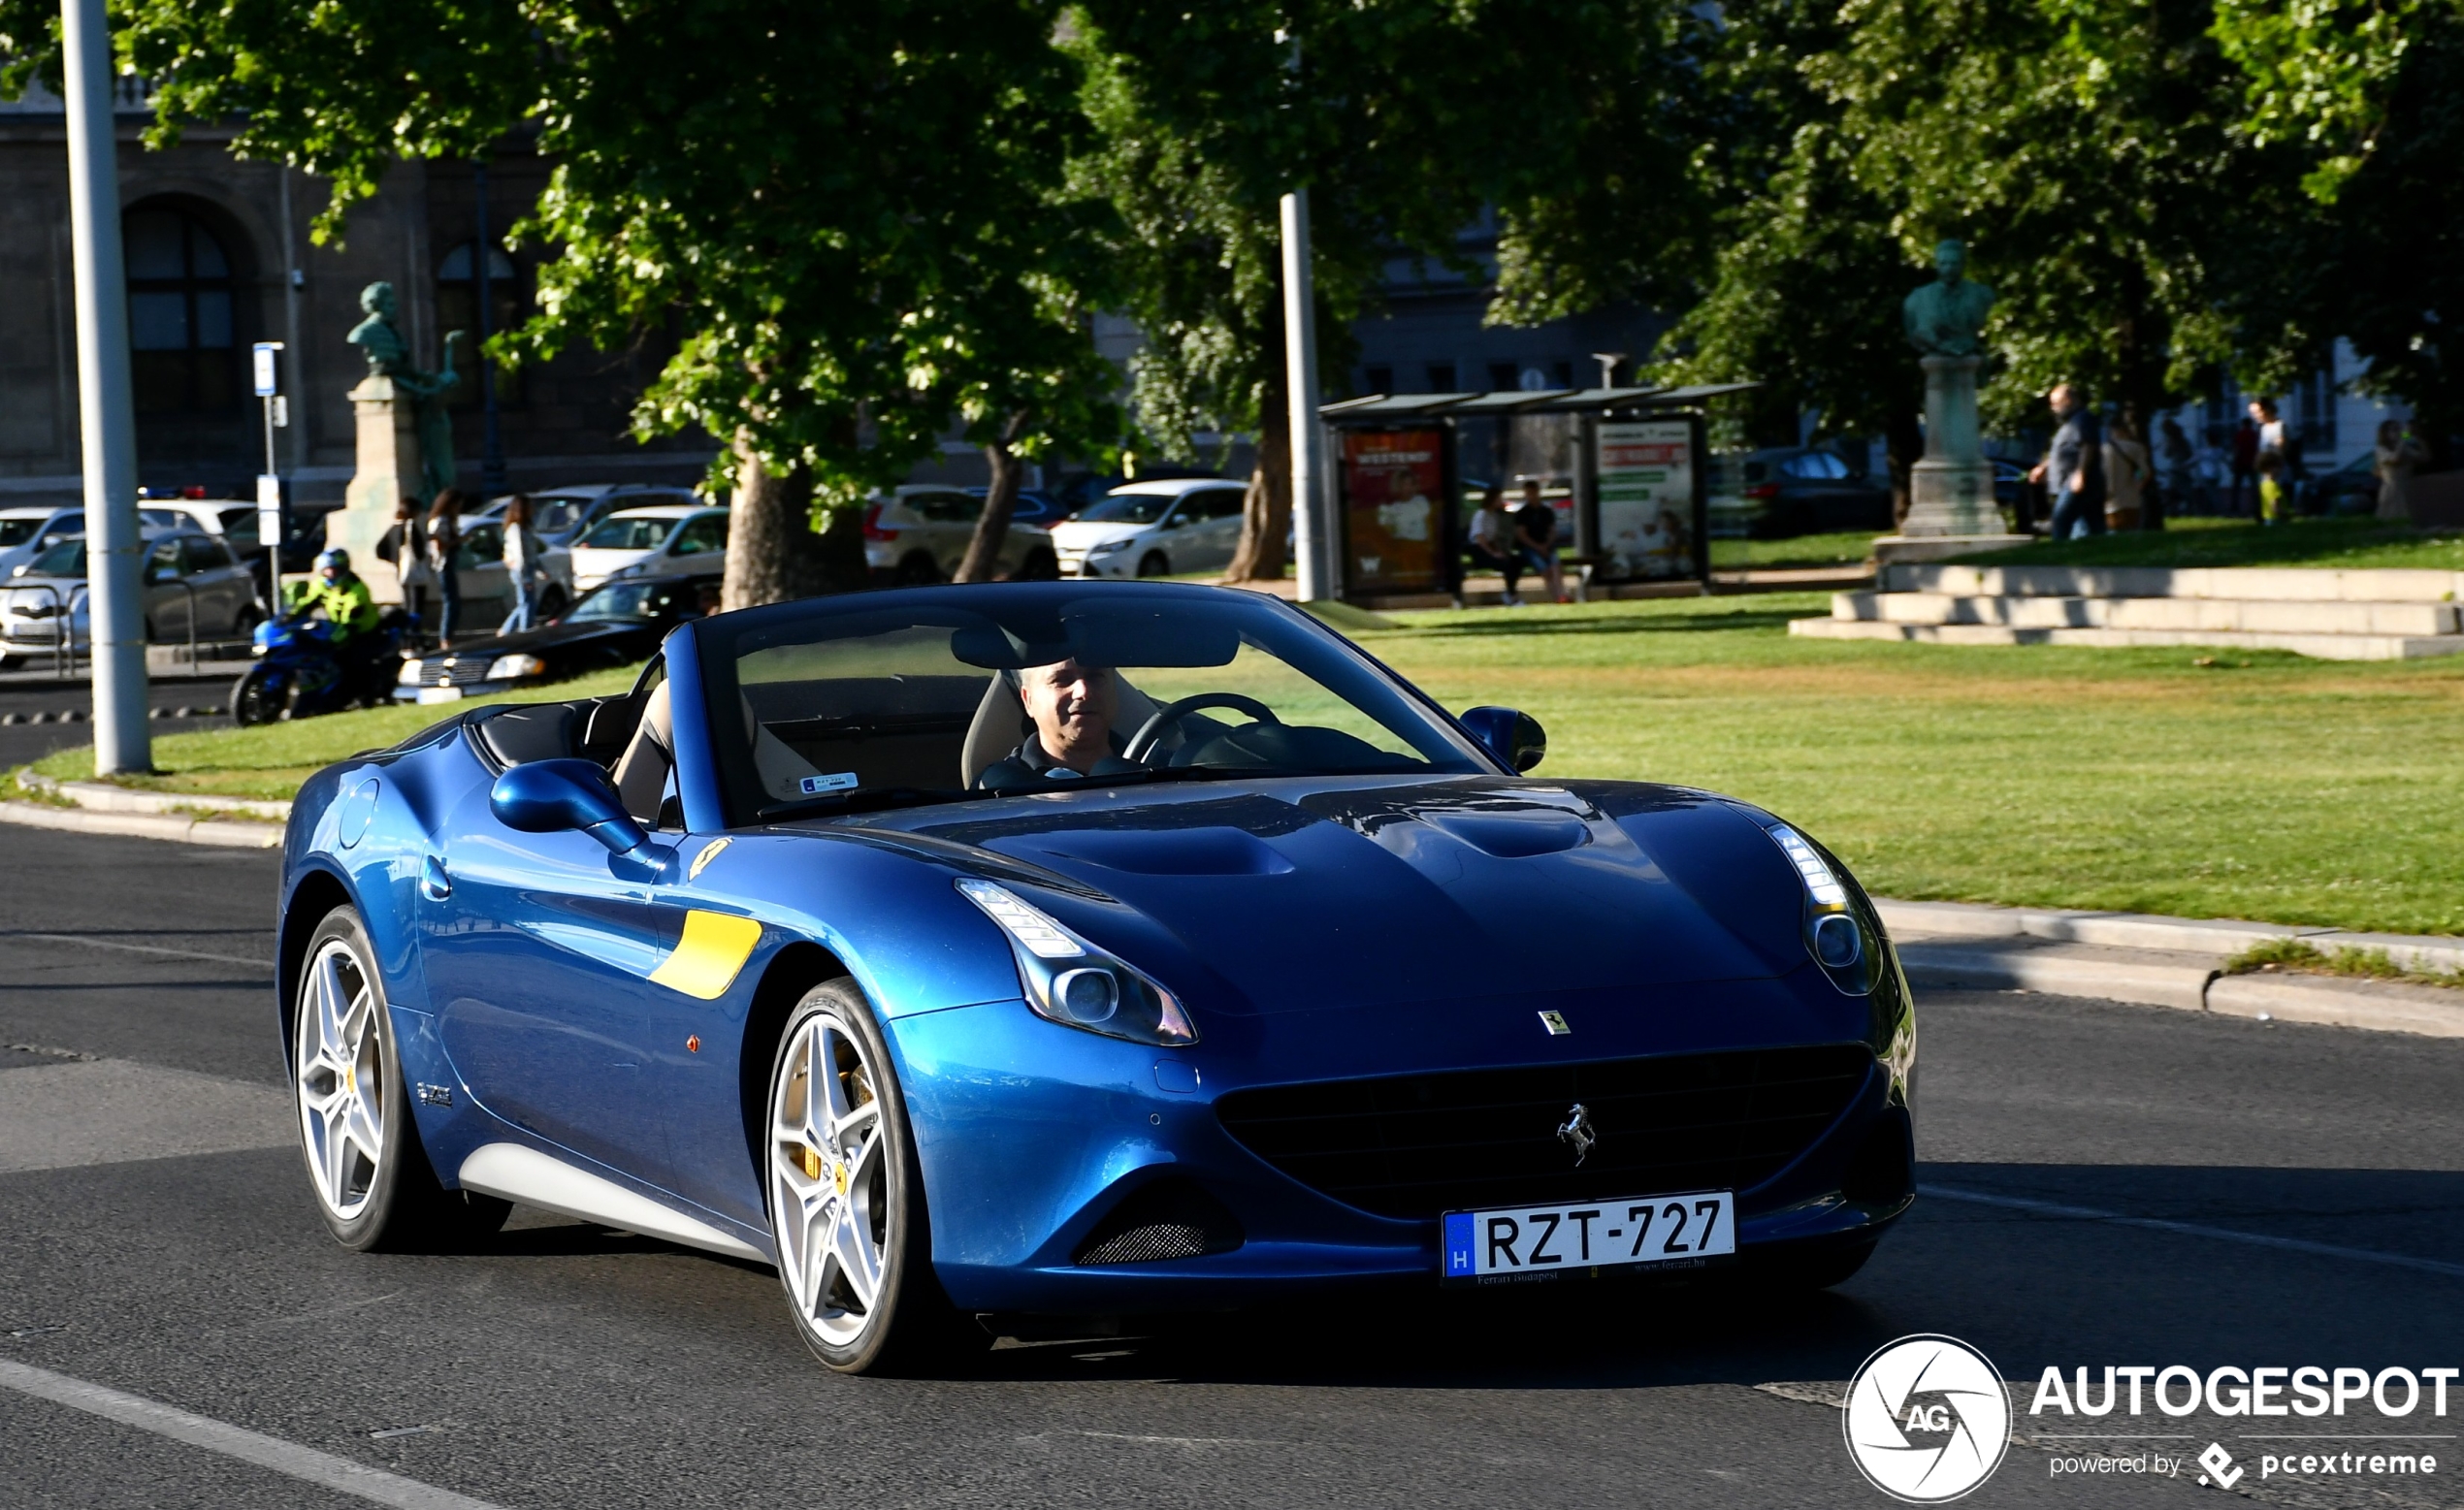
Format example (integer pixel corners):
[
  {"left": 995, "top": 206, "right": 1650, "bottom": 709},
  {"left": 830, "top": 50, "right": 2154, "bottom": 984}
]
[{"left": 0, "top": 0, "right": 1119, "bottom": 509}]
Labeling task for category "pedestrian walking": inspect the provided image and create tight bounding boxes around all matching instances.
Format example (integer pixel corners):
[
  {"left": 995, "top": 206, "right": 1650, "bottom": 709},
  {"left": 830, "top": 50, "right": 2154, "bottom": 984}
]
[
  {"left": 2104, "top": 410, "right": 2154, "bottom": 531},
  {"left": 1465, "top": 488, "right": 1526, "bottom": 605},
  {"left": 501, "top": 493, "right": 546, "bottom": 631},
  {"left": 2374, "top": 418, "right": 2430, "bottom": 522},
  {"left": 1514, "top": 478, "right": 1567, "bottom": 603},
  {"left": 2253, "top": 399, "right": 2288, "bottom": 525},
  {"left": 426, "top": 491, "right": 464, "bottom": 648},
  {"left": 2158, "top": 416, "right": 2194, "bottom": 525},
  {"left": 2028, "top": 384, "right": 2107, "bottom": 540},
  {"left": 378, "top": 497, "right": 432, "bottom": 636},
  {"left": 2229, "top": 415, "right": 2258, "bottom": 516}
]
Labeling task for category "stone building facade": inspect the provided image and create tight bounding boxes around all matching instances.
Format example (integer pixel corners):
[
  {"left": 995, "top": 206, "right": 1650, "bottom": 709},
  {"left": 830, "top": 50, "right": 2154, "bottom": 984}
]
[{"left": 0, "top": 86, "right": 712, "bottom": 512}]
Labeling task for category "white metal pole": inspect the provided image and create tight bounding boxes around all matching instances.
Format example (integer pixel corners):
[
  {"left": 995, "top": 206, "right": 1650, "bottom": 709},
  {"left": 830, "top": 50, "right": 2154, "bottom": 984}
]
[
  {"left": 1281, "top": 187, "right": 1329, "bottom": 602},
  {"left": 62, "top": 0, "right": 149, "bottom": 773}
]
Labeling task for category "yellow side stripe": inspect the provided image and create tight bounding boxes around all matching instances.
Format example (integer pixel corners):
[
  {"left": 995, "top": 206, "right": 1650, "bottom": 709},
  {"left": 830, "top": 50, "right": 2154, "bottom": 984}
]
[{"left": 648, "top": 911, "right": 763, "bottom": 1000}]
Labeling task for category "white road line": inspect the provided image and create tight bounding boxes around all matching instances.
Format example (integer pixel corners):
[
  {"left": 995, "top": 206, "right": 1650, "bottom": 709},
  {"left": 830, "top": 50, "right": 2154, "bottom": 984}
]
[
  {"left": 1923, "top": 1183, "right": 2464, "bottom": 1280},
  {"left": 0, "top": 1358, "right": 506, "bottom": 1510},
  {"left": 8, "top": 931, "right": 273, "bottom": 970}
]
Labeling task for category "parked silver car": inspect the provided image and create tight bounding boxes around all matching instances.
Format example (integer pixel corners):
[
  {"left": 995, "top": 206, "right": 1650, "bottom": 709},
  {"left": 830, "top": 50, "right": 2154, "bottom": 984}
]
[
  {"left": 861, "top": 486, "right": 1057, "bottom": 583},
  {"left": 0, "top": 530, "right": 261, "bottom": 665},
  {"left": 1050, "top": 477, "right": 1248, "bottom": 579}
]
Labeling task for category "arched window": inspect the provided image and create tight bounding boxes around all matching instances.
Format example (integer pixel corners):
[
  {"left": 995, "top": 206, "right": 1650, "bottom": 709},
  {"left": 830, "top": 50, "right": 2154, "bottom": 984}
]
[
  {"left": 125, "top": 206, "right": 237, "bottom": 414},
  {"left": 437, "top": 241, "right": 525, "bottom": 405}
]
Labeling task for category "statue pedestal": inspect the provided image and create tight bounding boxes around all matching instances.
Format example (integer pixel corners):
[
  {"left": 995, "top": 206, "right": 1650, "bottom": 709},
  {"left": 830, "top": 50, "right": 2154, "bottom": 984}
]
[
  {"left": 338, "top": 374, "right": 419, "bottom": 604},
  {"left": 1877, "top": 353, "right": 2026, "bottom": 562}
]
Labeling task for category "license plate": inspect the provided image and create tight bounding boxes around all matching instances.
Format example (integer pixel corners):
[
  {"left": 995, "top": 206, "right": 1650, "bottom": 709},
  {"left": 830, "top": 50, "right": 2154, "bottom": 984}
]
[
  {"left": 1442, "top": 1190, "right": 1736, "bottom": 1284},
  {"left": 416, "top": 686, "right": 465, "bottom": 704}
]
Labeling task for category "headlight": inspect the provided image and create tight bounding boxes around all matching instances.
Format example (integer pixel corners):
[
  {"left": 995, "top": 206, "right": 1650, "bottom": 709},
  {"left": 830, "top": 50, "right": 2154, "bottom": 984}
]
[
  {"left": 397, "top": 659, "right": 424, "bottom": 685},
  {"left": 1760, "top": 819, "right": 1877, "bottom": 995},
  {"left": 956, "top": 879, "right": 1197, "bottom": 1045},
  {"left": 486, "top": 653, "right": 546, "bottom": 680},
  {"left": 1086, "top": 538, "right": 1133, "bottom": 555}
]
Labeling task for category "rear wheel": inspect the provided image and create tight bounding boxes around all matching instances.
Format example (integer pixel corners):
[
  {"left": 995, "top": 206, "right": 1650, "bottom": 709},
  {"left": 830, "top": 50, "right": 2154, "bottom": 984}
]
[
  {"left": 1018, "top": 546, "right": 1058, "bottom": 581},
  {"left": 1137, "top": 550, "right": 1170, "bottom": 578},
  {"left": 292, "top": 907, "right": 509, "bottom": 1252},
  {"left": 766, "top": 979, "right": 978, "bottom": 1374},
  {"left": 894, "top": 553, "right": 941, "bottom": 586},
  {"left": 229, "top": 664, "right": 284, "bottom": 725}
]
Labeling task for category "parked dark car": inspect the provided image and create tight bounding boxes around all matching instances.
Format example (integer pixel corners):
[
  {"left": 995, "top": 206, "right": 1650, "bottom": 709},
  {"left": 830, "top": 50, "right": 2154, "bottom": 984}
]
[
  {"left": 1735, "top": 447, "right": 1894, "bottom": 536},
  {"left": 2300, "top": 454, "right": 2382, "bottom": 517},
  {"left": 394, "top": 571, "right": 721, "bottom": 704}
]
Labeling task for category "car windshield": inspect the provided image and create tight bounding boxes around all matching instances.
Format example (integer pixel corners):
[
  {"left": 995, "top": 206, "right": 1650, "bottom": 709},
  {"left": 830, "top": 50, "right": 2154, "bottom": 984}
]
[
  {"left": 1075, "top": 492, "right": 1174, "bottom": 525},
  {"left": 694, "top": 585, "right": 1487, "bottom": 823},
  {"left": 564, "top": 577, "right": 709, "bottom": 624},
  {"left": 0, "top": 518, "right": 46, "bottom": 548},
  {"left": 26, "top": 538, "right": 86, "bottom": 577},
  {"left": 581, "top": 515, "right": 675, "bottom": 550}
]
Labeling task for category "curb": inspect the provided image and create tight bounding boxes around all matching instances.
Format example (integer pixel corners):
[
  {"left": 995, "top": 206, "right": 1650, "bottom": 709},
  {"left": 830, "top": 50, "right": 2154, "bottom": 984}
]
[
  {"left": 1897, "top": 942, "right": 2217, "bottom": 1012},
  {"left": 15, "top": 769, "right": 291, "bottom": 821},
  {"left": 0, "top": 798, "right": 282, "bottom": 850}
]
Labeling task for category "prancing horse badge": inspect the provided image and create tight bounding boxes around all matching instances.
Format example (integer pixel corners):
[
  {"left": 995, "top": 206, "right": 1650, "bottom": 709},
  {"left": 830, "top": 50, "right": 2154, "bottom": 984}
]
[{"left": 1557, "top": 1102, "right": 1597, "bottom": 1165}]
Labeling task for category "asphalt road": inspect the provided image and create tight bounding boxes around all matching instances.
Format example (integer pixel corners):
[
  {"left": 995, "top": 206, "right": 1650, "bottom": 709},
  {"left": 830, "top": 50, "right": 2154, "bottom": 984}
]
[
  {"left": 4, "top": 826, "right": 2462, "bottom": 1510},
  {"left": 0, "top": 672, "right": 238, "bottom": 774}
]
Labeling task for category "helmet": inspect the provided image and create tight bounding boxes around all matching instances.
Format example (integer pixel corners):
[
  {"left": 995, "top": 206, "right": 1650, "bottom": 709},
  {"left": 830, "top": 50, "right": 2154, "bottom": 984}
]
[{"left": 315, "top": 548, "right": 349, "bottom": 572}]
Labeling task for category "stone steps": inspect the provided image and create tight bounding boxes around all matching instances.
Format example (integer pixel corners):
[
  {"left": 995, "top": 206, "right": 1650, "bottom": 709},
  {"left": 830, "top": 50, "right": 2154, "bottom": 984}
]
[{"left": 1790, "top": 562, "right": 2464, "bottom": 659}]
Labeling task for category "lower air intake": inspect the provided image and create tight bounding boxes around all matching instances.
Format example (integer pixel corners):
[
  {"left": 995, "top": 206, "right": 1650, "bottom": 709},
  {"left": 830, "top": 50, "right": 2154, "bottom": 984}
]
[{"left": 1072, "top": 1180, "right": 1246, "bottom": 1266}]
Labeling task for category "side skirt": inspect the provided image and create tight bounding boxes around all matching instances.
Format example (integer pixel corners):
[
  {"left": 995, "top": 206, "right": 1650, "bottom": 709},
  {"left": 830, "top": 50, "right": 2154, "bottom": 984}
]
[{"left": 458, "top": 1141, "right": 768, "bottom": 1264}]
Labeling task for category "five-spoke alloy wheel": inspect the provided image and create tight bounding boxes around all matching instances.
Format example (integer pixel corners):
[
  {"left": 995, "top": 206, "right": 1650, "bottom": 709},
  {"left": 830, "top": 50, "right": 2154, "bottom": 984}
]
[{"left": 767, "top": 979, "right": 969, "bottom": 1373}]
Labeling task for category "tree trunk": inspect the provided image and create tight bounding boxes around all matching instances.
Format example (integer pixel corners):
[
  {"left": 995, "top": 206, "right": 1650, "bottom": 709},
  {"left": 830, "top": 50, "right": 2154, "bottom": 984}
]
[
  {"left": 955, "top": 412, "right": 1031, "bottom": 583},
  {"left": 1228, "top": 320, "right": 1293, "bottom": 582},
  {"left": 1885, "top": 405, "right": 1922, "bottom": 530},
  {"left": 723, "top": 436, "right": 860, "bottom": 609}
]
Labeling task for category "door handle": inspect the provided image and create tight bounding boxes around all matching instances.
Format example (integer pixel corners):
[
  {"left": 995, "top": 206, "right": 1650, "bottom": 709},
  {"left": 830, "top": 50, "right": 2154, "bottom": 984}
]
[{"left": 420, "top": 854, "right": 452, "bottom": 901}]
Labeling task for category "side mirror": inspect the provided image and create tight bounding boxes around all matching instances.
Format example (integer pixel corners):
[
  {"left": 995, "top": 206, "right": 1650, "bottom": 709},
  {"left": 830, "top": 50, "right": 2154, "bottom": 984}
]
[
  {"left": 1461, "top": 706, "right": 1546, "bottom": 773},
  {"left": 490, "top": 757, "right": 649, "bottom": 855}
]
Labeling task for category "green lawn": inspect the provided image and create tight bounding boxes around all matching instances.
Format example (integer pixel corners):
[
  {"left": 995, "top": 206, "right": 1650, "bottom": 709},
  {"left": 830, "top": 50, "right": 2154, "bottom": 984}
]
[
  {"left": 1708, "top": 530, "right": 1877, "bottom": 569},
  {"left": 31, "top": 594, "right": 2464, "bottom": 936},
  {"left": 1957, "top": 515, "right": 2464, "bottom": 571}
]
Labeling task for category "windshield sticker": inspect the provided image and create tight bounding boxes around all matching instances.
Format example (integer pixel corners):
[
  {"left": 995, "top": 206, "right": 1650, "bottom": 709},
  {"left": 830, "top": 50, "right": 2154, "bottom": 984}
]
[{"left": 799, "top": 773, "right": 860, "bottom": 795}]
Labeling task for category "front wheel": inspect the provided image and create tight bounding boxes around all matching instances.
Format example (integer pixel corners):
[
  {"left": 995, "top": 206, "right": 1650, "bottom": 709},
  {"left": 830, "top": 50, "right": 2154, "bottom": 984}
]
[
  {"left": 1137, "top": 550, "right": 1170, "bottom": 578},
  {"left": 766, "top": 979, "right": 979, "bottom": 1374},
  {"left": 229, "top": 664, "right": 285, "bottom": 725},
  {"left": 292, "top": 907, "right": 509, "bottom": 1251}
]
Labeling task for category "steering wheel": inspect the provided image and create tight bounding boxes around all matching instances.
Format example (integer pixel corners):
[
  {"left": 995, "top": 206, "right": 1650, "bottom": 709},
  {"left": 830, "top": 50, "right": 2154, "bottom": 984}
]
[{"left": 1122, "top": 692, "right": 1281, "bottom": 765}]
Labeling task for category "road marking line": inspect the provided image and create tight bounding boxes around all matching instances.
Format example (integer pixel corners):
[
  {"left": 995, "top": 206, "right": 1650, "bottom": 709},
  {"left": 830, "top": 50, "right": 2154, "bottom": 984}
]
[
  {"left": 0, "top": 1358, "right": 504, "bottom": 1510},
  {"left": 1923, "top": 1183, "right": 2464, "bottom": 1280},
  {"left": 8, "top": 931, "right": 272, "bottom": 970}
]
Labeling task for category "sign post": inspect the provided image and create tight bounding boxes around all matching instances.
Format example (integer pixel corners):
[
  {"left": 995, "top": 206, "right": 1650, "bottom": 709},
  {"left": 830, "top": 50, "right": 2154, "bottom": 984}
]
[{"left": 252, "top": 341, "right": 287, "bottom": 605}]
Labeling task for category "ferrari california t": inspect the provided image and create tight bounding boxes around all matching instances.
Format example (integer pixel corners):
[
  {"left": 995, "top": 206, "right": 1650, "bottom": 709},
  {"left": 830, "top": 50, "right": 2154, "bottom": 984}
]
[{"left": 276, "top": 582, "right": 1916, "bottom": 1373}]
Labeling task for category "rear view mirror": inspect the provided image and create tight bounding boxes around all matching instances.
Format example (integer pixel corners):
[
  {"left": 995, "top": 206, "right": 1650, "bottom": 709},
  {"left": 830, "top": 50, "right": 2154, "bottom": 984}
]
[
  {"left": 1460, "top": 706, "right": 1546, "bottom": 773},
  {"left": 491, "top": 758, "right": 648, "bottom": 855}
]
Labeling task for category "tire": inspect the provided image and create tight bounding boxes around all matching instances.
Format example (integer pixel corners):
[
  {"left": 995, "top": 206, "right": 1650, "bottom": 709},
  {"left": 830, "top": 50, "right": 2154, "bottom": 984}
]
[
  {"left": 1137, "top": 550, "right": 1170, "bottom": 578},
  {"left": 894, "top": 553, "right": 941, "bottom": 586},
  {"left": 228, "top": 664, "right": 284, "bottom": 726},
  {"left": 764, "top": 979, "right": 980, "bottom": 1374},
  {"left": 291, "top": 907, "right": 510, "bottom": 1252},
  {"left": 536, "top": 587, "right": 568, "bottom": 622},
  {"left": 1018, "top": 546, "right": 1058, "bottom": 581}
]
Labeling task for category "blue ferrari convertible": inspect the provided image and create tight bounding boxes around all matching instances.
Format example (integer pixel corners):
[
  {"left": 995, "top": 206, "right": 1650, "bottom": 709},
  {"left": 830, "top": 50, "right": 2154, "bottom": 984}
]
[{"left": 276, "top": 582, "right": 1915, "bottom": 1372}]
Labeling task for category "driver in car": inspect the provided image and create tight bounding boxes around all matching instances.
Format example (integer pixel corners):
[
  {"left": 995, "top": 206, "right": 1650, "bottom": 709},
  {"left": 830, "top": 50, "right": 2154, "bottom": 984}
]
[{"left": 979, "top": 658, "right": 1146, "bottom": 787}]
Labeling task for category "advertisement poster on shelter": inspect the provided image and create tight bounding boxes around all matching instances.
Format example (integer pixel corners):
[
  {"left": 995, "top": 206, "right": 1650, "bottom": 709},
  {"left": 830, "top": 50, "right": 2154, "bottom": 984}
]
[
  {"left": 1342, "top": 429, "right": 1445, "bottom": 593},
  {"left": 1597, "top": 420, "right": 1697, "bottom": 580}
]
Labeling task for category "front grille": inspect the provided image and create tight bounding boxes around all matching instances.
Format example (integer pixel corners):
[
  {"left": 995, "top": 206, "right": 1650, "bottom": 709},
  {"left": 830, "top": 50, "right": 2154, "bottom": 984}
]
[
  {"left": 1215, "top": 1044, "right": 1873, "bottom": 1221},
  {"left": 1072, "top": 1179, "right": 1245, "bottom": 1266},
  {"left": 418, "top": 658, "right": 496, "bottom": 688}
]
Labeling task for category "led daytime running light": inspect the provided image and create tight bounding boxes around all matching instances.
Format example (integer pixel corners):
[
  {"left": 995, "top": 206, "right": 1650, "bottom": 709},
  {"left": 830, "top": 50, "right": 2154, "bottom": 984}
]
[
  {"left": 956, "top": 879, "right": 1085, "bottom": 958},
  {"left": 1766, "top": 822, "right": 1849, "bottom": 909}
]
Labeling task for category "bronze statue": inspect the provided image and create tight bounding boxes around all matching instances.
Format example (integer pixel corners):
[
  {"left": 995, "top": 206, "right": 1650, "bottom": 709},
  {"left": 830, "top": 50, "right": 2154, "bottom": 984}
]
[
  {"left": 1901, "top": 240, "right": 1994, "bottom": 359},
  {"left": 346, "top": 281, "right": 467, "bottom": 504}
]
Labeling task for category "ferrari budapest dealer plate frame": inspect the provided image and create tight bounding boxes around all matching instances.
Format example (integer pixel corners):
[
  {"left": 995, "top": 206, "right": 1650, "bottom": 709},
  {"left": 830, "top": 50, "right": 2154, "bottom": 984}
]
[{"left": 1442, "top": 1190, "right": 1737, "bottom": 1285}]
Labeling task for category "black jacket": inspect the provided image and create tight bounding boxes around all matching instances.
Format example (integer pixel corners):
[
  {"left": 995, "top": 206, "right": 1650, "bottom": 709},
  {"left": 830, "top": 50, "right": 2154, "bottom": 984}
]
[{"left": 976, "top": 732, "right": 1140, "bottom": 790}]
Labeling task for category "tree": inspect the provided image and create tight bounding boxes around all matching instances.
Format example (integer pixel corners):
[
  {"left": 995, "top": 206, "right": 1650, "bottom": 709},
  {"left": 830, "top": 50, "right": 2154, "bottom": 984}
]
[{"left": 1, "top": 0, "right": 1123, "bottom": 605}]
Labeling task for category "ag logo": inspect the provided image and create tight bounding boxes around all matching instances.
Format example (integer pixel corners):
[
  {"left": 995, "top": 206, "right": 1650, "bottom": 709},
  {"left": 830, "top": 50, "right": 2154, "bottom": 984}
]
[{"left": 1843, "top": 1333, "right": 2011, "bottom": 1502}]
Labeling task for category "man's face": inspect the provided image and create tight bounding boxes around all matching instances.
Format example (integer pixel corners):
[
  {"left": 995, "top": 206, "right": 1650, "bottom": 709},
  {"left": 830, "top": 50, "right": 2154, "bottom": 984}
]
[
  {"left": 2050, "top": 385, "right": 2075, "bottom": 417},
  {"left": 1935, "top": 243, "right": 1965, "bottom": 282},
  {"left": 1521, "top": 480, "right": 1542, "bottom": 504},
  {"left": 1020, "top": 658, "right": 1117, "bottom": 766}
]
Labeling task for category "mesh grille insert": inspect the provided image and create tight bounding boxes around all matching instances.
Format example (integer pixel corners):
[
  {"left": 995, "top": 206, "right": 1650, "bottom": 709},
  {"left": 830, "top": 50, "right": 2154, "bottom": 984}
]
[
  {"left": 1215, "top": 1044, "right": 1873, "bottom": 1220},
  {"left": 1072, "top": 1179, "right": 1246, "bottom": 1267}
]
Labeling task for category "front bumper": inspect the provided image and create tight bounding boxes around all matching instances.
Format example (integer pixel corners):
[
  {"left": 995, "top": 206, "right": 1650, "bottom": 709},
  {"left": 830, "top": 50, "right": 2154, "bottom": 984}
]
[
  {"left": 891, "top": 967, "right": 1914, "bottom": 1314},
  {"left": 1057, "top": 549, "right": 1134, "bottom": 579}
]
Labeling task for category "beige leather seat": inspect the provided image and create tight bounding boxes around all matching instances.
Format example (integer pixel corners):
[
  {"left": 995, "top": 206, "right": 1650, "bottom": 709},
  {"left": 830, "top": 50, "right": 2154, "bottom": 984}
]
[{"left": 612, "top": 680, "right": 672, "bottom": 822}]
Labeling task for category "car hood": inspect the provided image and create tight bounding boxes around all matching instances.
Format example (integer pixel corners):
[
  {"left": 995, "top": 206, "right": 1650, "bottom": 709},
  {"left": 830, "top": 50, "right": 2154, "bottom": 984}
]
[
  {"left": 837, "top": 776, "right": 1815, "bottom": 1015},
  {"left": 1048, "top": 520, "right": 1151, "bottom": 548}
]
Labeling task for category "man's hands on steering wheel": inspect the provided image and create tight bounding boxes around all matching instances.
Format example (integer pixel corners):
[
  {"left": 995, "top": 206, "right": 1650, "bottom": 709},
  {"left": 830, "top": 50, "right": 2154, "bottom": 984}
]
[{"left": 1122, "top": 692, "right": 1281, "bottom": 765}]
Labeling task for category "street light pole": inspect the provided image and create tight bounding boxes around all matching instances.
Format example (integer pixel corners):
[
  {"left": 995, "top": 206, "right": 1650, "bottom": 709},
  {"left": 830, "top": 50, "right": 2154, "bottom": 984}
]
[
  {"left": 473, "top": 159, "right": 506, "bottom": 498},
  {"left": 1281, "top": 187, "right": 1329, "bottom": 603},
  {"left": 61, "top": 0, "right": 148, "bottom": 774}
]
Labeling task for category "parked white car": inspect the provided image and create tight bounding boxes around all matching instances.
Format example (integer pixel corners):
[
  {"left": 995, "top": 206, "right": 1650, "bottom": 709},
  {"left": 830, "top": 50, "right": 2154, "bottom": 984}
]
[
  {"left": 566, "top": 503, "right": 729, "bottom": 594},
  {"left": 476, "top": 484, "right": 708, "bottom": 549},
  {"left": 861, "top": 486, "right": 1058, "bottom": 584},
  {"left": 0, "top": 504, "right": 204, "bottom": 579},
  {"left": 1049, "top": 477, "right": 1248, "bottom": 579},
  {"left": 0, "top": 529, "right": 260, "bottom": 666}
]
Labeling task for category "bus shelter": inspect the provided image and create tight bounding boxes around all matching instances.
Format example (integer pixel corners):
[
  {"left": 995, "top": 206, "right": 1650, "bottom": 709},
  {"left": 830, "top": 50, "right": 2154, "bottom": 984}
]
[{"left": 1316, "top": 383, "right": 1754, "bottom": 603}]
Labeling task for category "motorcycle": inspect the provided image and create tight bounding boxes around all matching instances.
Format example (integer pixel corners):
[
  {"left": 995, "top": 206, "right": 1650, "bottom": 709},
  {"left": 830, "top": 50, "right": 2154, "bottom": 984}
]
[{"left": 228, "top": 606, "right": 417, "bottom": 725}]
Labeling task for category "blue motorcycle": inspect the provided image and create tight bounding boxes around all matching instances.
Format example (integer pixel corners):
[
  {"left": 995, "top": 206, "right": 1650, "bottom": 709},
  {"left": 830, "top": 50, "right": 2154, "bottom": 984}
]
[{"left": 228, "top": 607, "right": 417, "bottom": 725}]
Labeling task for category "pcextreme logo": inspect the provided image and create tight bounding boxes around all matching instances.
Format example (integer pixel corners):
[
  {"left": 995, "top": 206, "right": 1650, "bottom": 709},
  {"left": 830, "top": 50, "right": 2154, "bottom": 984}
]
[{"left": 1844, "top": 1334, "right": 2014, "bottom": 1502}]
